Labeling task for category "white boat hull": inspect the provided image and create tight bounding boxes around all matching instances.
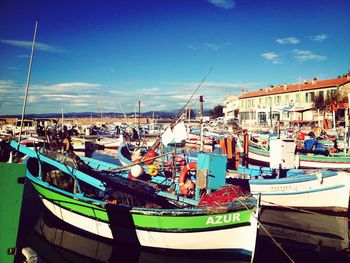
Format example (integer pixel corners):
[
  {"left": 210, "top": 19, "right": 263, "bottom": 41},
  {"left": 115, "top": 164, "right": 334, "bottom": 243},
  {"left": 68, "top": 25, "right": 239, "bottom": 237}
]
[
  {"left": 249, "top": 171, "right": 350, "bottom": 212},
  {"left": 41, "top": 197, "right": 258, "bottom": 254},
  {"left": 136, "top": 221, "right": 258, "bottom": 253}
]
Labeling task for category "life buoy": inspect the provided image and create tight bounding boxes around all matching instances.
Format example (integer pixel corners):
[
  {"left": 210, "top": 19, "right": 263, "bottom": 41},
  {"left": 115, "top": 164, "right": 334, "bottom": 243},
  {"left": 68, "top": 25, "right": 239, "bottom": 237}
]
[
  {"left": 179, "top": 162, "right": 197, "bottom": 195},
  {"left": 148, "top": 164, "right": 160, "bottom": 176}
]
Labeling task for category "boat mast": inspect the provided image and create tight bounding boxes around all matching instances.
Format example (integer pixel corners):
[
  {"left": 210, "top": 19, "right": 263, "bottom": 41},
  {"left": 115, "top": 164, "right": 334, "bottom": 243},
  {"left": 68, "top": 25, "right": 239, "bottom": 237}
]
[
  {"left": 138, "top": 100, "right": 141, "bottom": 139},
  {"left": 199, "top": 95, "right": 204, "bottom": 152},
  {"left": 17, "top": 19, "right": 38, "bottom": 148},
  {"left": 61, "top": 106, "right": 64, "bottom": 130}
]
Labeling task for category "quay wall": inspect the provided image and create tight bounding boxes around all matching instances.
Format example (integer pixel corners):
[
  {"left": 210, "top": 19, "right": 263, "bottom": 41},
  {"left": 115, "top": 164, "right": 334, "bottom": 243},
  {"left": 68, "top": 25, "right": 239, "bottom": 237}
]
[{"left": 1, "top": 117, "right": 172, "bottom": 126}]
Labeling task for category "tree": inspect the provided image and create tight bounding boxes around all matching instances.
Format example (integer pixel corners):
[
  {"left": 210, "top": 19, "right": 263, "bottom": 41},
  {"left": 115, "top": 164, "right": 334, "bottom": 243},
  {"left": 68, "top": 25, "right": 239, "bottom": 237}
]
[
  {"left": 209, "top": 105, "right": 224, "bottom": 119},
  {"left": 313, "top": 89, "right": 343, "bottom": 129},
  {"left": 184, "top": 108, "right": 196, "bottom": 119},
  {"left": 313, "top": 93, "right": 326, "bottom": 127}
]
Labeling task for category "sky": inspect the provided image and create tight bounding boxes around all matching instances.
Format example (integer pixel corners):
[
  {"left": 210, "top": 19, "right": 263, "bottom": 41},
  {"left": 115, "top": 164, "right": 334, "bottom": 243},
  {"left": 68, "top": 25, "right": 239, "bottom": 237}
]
[{"left": 0, "top": 0, "right": 349, "bottom": 115}]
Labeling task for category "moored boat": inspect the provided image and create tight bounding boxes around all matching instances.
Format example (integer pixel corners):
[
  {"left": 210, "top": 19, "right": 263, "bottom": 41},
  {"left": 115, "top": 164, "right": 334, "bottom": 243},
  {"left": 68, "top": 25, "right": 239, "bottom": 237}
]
[
  {"left": 248, "top": 144, "right": 350, "bottom": 169},
  {"left": 244, "top": 168, "right": 350, "bottom": 213},
  {"left": 11, "top": 141, "right": 259, "bottom": 258},
  {"left": 227, "top": 139, "right": 350, "bottom": 213}
]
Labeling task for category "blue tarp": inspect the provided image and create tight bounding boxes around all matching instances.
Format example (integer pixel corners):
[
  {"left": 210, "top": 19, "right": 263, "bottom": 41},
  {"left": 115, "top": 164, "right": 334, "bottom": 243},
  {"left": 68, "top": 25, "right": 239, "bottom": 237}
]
[{"left": 304, "top": 139, "right": 317, "bottom": 151}]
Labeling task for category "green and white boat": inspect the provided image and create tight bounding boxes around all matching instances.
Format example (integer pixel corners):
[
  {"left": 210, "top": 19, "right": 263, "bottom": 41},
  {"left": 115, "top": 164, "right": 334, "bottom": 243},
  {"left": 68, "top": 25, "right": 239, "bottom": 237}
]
[{"left": 11, "top": 141, "right": 259, "bottom": 259}]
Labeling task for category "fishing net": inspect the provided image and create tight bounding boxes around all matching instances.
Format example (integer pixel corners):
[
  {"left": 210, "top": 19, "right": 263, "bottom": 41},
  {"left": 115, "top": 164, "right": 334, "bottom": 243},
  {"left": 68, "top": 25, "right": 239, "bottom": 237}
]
[{"left": 198, "top": 185, "right": 249, "bottom": 210}]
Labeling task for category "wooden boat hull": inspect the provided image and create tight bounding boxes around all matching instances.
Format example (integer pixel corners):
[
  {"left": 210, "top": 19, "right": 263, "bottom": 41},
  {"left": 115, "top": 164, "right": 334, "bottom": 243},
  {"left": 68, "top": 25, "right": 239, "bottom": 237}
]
[
  {"left": 13, "top": 140, "right": 259, "bottom": 256},
  {"left": 95, "top": 137, "right": 121, "bottom": 149},
  {"left": 248, "top": 146, "right": 350, "bottom": 169},
  {"left": 29, "top": 179, "right": 258, "bottom": 254},
  {"left": 249, "top": 170, "right": 350, "bottom": 212}
]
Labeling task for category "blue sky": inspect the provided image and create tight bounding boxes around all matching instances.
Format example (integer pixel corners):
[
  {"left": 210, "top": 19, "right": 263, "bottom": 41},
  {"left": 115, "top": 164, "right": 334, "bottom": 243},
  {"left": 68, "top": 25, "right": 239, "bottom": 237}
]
[{"left": 1, "top": 0, "right": 349, "bottom": 115}]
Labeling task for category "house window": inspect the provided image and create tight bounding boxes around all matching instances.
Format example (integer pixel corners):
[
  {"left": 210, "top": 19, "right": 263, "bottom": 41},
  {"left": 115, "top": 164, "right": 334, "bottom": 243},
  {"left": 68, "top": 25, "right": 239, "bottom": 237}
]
[
  {"left": 310, "top": 92, "right": 315, "bottom": 101},
  {"left": 285, "top": 94, "right": 289, "bottom": 104},
  {"left": 271, "top": 112, "right": 280, "bottom": 120},
  {"left": 240, "top": 112, "right": 250, "bottom": 120},
  {"left": 276, "top": 96, "right": 281, "bottom": 104},
  {"left": 258, "top": 112, "right": 267, "bottom": 123}
]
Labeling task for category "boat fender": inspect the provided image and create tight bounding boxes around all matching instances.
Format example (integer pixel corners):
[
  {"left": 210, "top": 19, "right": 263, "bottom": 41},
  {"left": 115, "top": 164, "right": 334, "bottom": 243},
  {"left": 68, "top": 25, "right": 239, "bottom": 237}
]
[
  {"left": 315, "top": 171, "right": 324, "bottom": 184},
  {"left": 130, "top": 164, "right": 143, "bottom": 178},
  {"left": 179, "top": 162, "right": 197, "bottom": 195},
  {"left": 22, "top": 247, "right": 37, "bottom": 263},
  {"left": 174, "top": 155, "right": 186, "bottom": 166},
  {"left": 294, "top": 155, "right": 300, "bottom": 168},
  {"left": 148, "top": 164, "right": 160, "bottom": 176},
  {"left": 144, "top": 149, "right": 157, "bottom": 165}
]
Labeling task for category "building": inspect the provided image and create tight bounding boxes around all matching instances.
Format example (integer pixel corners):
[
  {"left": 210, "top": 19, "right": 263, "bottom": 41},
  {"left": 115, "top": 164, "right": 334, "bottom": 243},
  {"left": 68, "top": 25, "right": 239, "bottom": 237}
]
[
  {"left": 238, "top": 74, "right": 350, "bottom": 127},
  {"left": 223, "top": 95, "right": 239, "bottom": 124}
]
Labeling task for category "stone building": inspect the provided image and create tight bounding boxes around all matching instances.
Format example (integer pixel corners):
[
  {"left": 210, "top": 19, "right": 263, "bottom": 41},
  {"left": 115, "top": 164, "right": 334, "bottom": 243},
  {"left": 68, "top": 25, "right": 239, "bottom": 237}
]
[{"left": 238, "top": 74, "right": 350, "bottom": 128}]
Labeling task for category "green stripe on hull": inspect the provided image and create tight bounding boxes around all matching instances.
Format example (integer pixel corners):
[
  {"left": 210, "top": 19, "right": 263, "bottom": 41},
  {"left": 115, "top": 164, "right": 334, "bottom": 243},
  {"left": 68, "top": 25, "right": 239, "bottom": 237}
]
[
  {"left": 249, "top": 146, "right": 350, "bottom": 163},
  {"left": 31, "top": 182, "right": 109, "bottom": 222},
  {"left": 132, "top": 210, "right": 253, "bottom": 231}
]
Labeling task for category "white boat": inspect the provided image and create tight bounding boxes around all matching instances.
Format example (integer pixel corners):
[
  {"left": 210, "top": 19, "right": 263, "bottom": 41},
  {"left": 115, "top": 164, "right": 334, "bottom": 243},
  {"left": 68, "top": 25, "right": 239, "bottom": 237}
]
[
  {"left": 71, "top": 136, "right": 95, "bottom": 152},
  {"left": 248, "top": 169, "right": 350, "bottom": 213},
  {"left": 95, "top": 135, "right": 122, "bottom": 149},
  {"left": 233, "top": 139, "right": 350, "bottom": 213}
]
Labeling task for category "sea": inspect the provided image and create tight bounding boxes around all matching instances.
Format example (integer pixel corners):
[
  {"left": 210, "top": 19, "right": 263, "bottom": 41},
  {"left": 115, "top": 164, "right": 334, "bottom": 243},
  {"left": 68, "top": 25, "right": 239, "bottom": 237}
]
[{"left": 14, "top": 149, "right": 350, "bottom": 263}]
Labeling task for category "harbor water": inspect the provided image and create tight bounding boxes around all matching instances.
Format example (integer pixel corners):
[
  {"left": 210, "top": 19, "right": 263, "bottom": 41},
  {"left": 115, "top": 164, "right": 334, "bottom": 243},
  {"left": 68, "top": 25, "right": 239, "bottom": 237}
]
[{"left": 14, "top": 149, "right": 350, "bottom": 263}]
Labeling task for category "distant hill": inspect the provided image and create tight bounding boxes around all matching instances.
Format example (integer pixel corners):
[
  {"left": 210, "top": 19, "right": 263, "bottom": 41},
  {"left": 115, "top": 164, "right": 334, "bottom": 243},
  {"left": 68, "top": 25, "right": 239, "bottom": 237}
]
[{"left": 0, "top": 109, "right": 211, "bottom": 119}]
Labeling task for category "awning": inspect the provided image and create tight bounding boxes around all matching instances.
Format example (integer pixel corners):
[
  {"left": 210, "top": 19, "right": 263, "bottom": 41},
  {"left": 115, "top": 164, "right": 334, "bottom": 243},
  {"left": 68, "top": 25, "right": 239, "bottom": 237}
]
[{"left": 283, "top": 106, "right": 313, "bottom": 112}]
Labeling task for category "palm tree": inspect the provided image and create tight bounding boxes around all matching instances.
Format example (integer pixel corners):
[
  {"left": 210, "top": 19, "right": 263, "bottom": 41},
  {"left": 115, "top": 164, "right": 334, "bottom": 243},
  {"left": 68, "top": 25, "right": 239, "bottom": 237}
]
[
  {"left": 312, "top": 93, "right": 326, "bottom": 128},
  {"left": 324, "top": 90, "right": 342, "bottom": 130},
  {"left": 313, "top": 90, "right": 343, "bottom": 129}
]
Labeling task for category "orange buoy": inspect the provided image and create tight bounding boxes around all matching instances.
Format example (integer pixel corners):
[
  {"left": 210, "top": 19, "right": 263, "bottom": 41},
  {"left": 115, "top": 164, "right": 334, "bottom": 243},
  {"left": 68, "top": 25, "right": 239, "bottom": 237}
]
[{"left": 178, "top": 162, "right": 197, "bottom": 195}]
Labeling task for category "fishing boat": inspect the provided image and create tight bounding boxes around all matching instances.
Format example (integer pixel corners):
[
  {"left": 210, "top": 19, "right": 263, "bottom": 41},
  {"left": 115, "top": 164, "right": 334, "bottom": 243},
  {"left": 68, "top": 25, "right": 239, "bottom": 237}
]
[
  {"left": 240, "top": 167, "right": 350, "bottom": 213},
  {"left": 248, "top": 138, "right": 350, "bottom": 169},
  {"left": 30, "top": 210, "right": 253, "bottom": 263},
  {"left": 70, "top": 136, "right": 95, "bottom": 152},
  {"left": 10, "top": 141, "right": 259, "bottom": 258},
  {"left": 120, "top": 138, "right": 350, "bottom": 213},
  {"left": 229, "top": 139, "right": 350, "bottom": 213},
  {"left": 0, "top": 161, "right": 26, "bottom": 263},
  {"left": 95, "top": 135, "right": 122, "bottom": 149}
]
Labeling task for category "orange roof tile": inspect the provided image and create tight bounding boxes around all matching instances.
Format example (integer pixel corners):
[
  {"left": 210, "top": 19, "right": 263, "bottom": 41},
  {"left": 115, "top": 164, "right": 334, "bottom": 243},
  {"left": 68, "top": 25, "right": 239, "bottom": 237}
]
[{"left": 239, "top": 76, "right": 350, "bottom": 99}]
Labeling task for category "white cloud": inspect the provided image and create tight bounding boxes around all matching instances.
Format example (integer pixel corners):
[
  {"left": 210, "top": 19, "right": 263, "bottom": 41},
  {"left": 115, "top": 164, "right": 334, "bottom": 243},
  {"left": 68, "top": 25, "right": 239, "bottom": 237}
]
[
  {"left": 0, "top": 39, "right": 67, "bottom": 53},
  {"left": 276, "top": 37, "right": 300, "bottom": 45},
  {"left": 293, "top": 49, "right": 327, "bottom": 62},
  {"left": 188, "top": 42, "right": 231, "bottom": 51},
  {"left": 45, "top": 82, "right": 101, "bottom": 91},
  {"left": 261, "top": 52, "right": 281, "bottom": 64},
  {"left": 0, "top": 78, "right": 262, "bottom": 115},
  {"left": 101, "top": 67, "right": 116, "bottom": 73},
  {"left": 310, "top": 34, "right": 328, "bottom": 42},
  {"left": 207, "top": 0, "right": 236, "bottom": 9}
]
